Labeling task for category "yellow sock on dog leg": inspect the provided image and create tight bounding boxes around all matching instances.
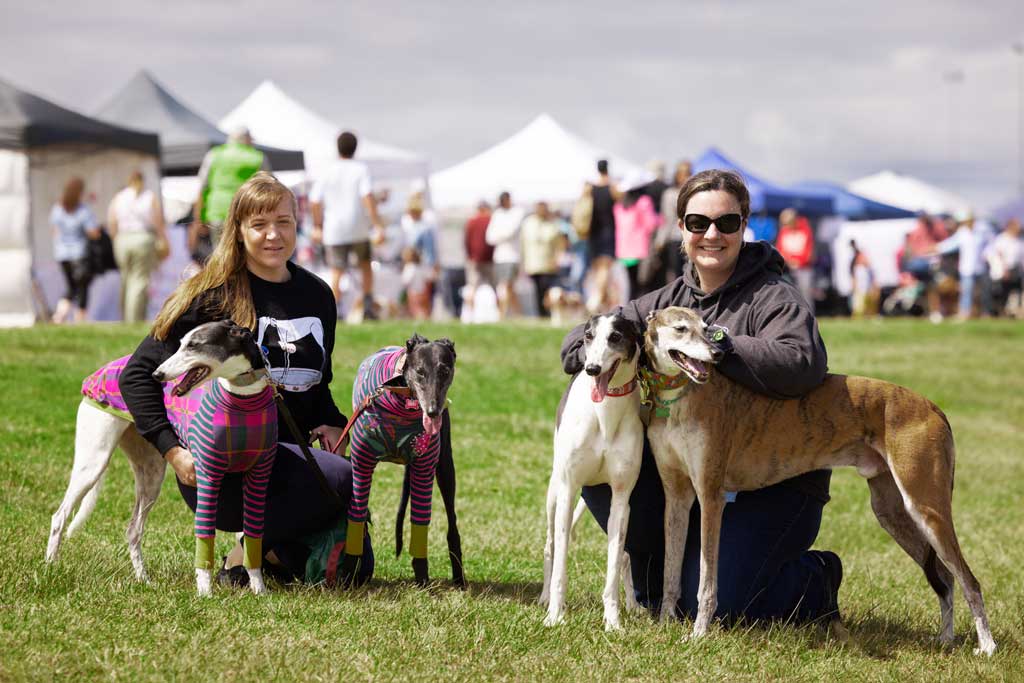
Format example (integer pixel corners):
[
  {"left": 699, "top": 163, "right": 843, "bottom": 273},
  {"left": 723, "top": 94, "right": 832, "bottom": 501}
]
[
  {"left": 195, "top": 536, "right": 216, "bottom": 570},
  {"left": 243, "top": 536, "right": 262, "bottom": 569},
  {"left": 410, "top": 523, "right": 428, "bottom": 559},
  {"left": 346, "top": 520, "right": 365, "bottom": 556}
]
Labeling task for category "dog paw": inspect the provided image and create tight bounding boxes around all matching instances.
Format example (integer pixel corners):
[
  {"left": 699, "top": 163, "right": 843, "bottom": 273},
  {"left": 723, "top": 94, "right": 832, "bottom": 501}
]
[
  {"left": 974, "top": 640, "right": 997, "bottom": 657},
  {"left": 603, "top": 615, "right": 622, "bottom": 632},
  {"left": 543, "top": 612, "right": 565, "bottom": 628},
  {"left": 247, "top": 569, "right": 267, "bottom": 595},
  {"left": 195, "top": 568, "right": 213, "bottom": 597}
]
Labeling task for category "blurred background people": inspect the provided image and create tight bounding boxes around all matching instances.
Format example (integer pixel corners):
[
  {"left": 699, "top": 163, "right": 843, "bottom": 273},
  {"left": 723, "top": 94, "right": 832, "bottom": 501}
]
[
  {"left": 463, "top": 200, "right": 494, "bottom": 304},
  {"left": 401, "top": 246, "right": 432, "bottom": 320},
  {"left": 486, "top": 190, "right": 525, "bottom": 318},
  {"left": 520, "top": 200, "right": 562, "bottom": 317},
  {"left": 984, "top": 217, "right": 1023, "bottom": 317},
  {"left": 107, "top": 170, "right": 168, "bottom": 322},
  {"left": 191, "top": 126, "right": 268, "bottom": 263},
  {"left": 614, "top": 170, "right": 660, "bottom": 300},
  {"left": 936, "top": 210, "right": 989, "bottom": 320},
  {"left": 659, "top": 160, "right": 692, "bottom": 282},
  {"left": 585, "top": 159, "right": 619, "bottom": 313},
  {"left": 849, "top": 239, "right": 877, "bottom": 318},
  {"left": 310, "top": 131, "right": 384, "bottom": 317},
  {"left": 50, "top": 177, "right": 100, "bottom": 324},
  {"left": 776, "top": 207, "right": 816, "bottom": 311}
]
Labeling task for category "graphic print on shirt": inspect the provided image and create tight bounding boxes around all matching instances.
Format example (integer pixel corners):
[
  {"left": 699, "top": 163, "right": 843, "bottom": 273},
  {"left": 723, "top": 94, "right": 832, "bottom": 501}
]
[{"left": 256, "top": 316, "right": 326, "bottom": 392}]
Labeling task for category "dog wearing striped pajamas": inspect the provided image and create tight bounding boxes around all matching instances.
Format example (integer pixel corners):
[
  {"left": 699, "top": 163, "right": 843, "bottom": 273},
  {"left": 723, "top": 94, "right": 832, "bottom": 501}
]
[
  {"left": 46, "top": 320, "right": 276, "bottom": 596},
  {"left": 343, "top": 335, "right": 456, "bottom": 586}
]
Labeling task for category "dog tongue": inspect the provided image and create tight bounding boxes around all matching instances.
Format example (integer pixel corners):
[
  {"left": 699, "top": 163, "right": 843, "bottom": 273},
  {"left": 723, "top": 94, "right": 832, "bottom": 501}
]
[
  {"left": 422, "top": 413, "right": 442, "bottom": 435},
  {"left": 591, "top": 366, "right": 614, "bottom": 402},
  {"left": 172, "top": 367, "right": 203, "bottom": 396}
]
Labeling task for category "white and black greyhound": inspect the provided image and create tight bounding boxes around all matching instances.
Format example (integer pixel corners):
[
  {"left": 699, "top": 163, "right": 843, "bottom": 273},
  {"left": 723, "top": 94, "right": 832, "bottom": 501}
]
[
  {"left": 540, "top": 313, "right": 646, "bottom": 630},
  {"left": 46, "top": 320, "right": 275, "bottom": 595}
]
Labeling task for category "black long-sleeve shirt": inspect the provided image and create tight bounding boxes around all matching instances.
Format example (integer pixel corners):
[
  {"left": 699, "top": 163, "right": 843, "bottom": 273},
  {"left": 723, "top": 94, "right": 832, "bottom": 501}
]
[
  {"left": 120, "top": 262, "right": 347, "bottom": 456},
  {"left": 561, "top": 241, "right": 831, "bottom": 502}
]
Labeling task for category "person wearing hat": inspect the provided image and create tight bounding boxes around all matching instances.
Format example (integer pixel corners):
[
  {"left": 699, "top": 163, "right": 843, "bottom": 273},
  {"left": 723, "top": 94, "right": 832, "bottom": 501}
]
[
  {"left": 614, "top": 169, "right": 660, "bottom": 299},
  {"left": 190, "top": 126, "right": 270, "bottom": 264}
]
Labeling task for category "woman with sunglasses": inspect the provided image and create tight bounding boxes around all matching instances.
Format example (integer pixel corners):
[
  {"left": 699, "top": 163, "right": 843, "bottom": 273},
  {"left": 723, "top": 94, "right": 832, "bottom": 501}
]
[{"left": 560, "top": 169, "right": 841, "bottom": 627}]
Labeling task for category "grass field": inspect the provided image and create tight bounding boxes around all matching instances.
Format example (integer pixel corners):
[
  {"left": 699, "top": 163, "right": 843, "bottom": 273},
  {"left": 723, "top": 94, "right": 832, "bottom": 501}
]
[{"left": 1, "top": 318, "right": 1022, "bottom": 681}]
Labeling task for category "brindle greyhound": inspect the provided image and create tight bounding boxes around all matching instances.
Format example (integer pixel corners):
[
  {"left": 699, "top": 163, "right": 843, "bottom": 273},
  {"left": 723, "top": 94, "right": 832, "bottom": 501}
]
[{"left": 643, "top": 306, "right": 996, "bottom": 656}]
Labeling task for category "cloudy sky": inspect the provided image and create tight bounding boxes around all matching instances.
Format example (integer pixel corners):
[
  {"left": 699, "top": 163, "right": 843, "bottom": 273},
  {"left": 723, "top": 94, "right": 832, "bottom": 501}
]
[{"left": 3, "top": 0, "right": 1023, "bottom": 209}]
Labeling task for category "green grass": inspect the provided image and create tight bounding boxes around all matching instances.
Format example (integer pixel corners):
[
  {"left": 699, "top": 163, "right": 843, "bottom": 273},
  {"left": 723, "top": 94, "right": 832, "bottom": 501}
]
[{"left": 1, "top": 318, "right": 1022, "bottom": 681}]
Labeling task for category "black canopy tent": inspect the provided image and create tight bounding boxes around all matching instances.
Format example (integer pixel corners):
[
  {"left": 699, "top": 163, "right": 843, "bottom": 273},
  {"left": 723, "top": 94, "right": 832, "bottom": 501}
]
[{"left": 96, "top": 70, "right": 304, "bottom": 175}]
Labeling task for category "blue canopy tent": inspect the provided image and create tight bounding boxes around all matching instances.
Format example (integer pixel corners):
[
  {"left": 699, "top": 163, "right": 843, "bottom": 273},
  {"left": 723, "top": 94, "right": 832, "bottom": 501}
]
[
  {"left": 692, "top": 147, "right": 835, "bottom": 216},
  {"left": 790, "top": 181, "right": 916, "bottom": 220}
]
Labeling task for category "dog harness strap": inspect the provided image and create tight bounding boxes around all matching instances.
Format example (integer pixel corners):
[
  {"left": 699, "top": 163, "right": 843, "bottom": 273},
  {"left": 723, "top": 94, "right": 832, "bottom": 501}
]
[
  {"left": 243, "top": 536, "right": 262, "bottom": 570},
  {"left": 410, "top": 523, "right": 428, "bottom": 559},
  {"left": 346, "top": 520, "right": 366, "bottom": 556},
  {"left": 273, "top": 391, "right": 341, "bottom": 505},
  {"left": 195, "top": 536, "right": 216, "bottom": 570}
]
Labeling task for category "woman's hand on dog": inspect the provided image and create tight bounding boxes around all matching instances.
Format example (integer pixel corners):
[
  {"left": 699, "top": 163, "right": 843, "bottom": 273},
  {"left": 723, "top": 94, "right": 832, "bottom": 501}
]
[
  {"left": 164, "top": 446, "right": 197, "bottom": 487},
  {"left": 311, "top": 424, "right": 348, "bottom": 456}
]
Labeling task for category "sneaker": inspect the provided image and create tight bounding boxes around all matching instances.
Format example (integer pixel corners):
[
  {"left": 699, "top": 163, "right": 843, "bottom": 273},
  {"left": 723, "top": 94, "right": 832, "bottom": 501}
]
[
  {"left": 216, "top": 555, "right": 250, "bottom": 588},
  {"left": 814, "top": 550, "right": 843, "bottom": 621}
]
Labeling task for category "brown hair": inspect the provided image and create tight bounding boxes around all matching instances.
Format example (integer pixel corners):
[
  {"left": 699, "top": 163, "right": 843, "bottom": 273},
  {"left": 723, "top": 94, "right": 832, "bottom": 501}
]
[
  {"left": 676, "top": 169, "right": 750, "bottom": 221},
  {"left": 60, "top": 177, "right": 85, "bottom": 212},
  {"left": 151, "top": 172, "right": 296, "bottom": 340}
]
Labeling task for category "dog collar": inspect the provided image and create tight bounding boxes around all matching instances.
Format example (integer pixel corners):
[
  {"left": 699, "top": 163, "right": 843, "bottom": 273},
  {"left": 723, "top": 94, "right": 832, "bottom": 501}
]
[
  {"left": 640, "top": 367, "right": 690, "bottom": 392},
  {"left": 591, "top": 377, "right": 638, "bottom": 403}
]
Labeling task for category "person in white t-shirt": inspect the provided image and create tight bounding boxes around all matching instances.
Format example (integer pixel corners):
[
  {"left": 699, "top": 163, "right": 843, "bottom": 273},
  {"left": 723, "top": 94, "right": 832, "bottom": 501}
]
[
  {"left": 107, "top": 170, "right": 169, "bottom": 322},
  {"left": 485, "top": 191, "right": 525, "bottom": 318},
  {"left": 309, "top": 131, "right": 385, "bottom": 316}
]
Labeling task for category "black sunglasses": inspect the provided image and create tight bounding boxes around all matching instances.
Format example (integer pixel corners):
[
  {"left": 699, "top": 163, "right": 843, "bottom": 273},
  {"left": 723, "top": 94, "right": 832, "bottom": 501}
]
[{"left": 683, "top": 213, "right": 743, "bottom": 234}]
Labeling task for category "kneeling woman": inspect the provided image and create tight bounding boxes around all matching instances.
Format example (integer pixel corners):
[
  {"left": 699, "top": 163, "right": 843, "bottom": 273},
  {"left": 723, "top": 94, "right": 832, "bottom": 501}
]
[
  {"left": 561, "top": 169, "right": 841, "bottom": 623},
  {"left": 120, "top": 172, "right": 372, "bottom": 585}
]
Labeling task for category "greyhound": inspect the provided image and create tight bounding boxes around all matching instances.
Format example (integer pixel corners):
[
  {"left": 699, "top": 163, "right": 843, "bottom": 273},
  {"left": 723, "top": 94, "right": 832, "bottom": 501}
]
[
  {"left": 540, "top": 313, "right": 645, "bottom": 630},
  {"left": 339, "top": 334, "right": 464, "bottom": 588},
  {"left": 643, "top": 306, "right": 996, "bottom": 656},
  {"left": 46, "top": 320, "right": 276, "bottom": 596}
]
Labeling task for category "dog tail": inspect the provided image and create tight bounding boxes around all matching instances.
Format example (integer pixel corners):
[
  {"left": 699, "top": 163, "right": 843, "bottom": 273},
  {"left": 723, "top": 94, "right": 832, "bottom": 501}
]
[
  {"left": 66, "top": 472, "right": 105, "bottom": 537},
  {"left": 395, "top": 463, "right": 411, "bottom": 557}
]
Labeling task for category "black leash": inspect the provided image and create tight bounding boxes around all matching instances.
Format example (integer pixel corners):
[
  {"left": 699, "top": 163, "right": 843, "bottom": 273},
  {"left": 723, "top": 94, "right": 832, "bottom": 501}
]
[{"left": 273, "top": 389, "right": 342, "bottom": 506}]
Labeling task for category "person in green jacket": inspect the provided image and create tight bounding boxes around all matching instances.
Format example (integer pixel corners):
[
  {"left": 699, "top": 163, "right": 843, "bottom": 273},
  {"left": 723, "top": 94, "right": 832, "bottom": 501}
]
[{"left": 190, "top": 126, "right": 270, "bottom": 263}]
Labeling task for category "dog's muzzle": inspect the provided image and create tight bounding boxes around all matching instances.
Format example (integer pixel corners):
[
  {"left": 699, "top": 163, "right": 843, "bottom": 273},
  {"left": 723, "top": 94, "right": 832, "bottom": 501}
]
[{"left": 585, "top": 364, "right": 601, "bottom": 377}]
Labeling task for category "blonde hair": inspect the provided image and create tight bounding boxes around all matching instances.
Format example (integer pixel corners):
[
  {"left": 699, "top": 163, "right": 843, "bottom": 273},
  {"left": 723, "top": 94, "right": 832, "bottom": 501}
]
[{"left": 152, "top": 172, "right": 296, "bottom": 340}]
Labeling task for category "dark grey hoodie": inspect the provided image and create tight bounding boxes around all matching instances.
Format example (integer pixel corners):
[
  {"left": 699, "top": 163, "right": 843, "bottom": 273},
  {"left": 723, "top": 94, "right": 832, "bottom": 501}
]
[{"left": 560, "top": 241, "right": 831, "bottom": 502}]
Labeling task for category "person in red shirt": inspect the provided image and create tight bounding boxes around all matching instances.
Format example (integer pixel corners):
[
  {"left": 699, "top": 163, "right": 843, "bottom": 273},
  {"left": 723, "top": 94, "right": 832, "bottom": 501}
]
[
  {"left": 775, "top": 208, "right": 815, "bottom": 311},
  {"left": 463, "top": 201, "right": 494, "bottom": 303}
]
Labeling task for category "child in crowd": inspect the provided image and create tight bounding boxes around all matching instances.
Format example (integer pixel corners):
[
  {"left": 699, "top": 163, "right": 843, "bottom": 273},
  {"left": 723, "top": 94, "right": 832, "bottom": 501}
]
[{"left": 402, "top": 247, "right": 433, "bottom": 320}]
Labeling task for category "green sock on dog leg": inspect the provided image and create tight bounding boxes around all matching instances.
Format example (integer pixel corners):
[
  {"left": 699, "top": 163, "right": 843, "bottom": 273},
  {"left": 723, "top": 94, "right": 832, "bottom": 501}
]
[
  {"left": 410, "top": 523, "right": 428, "bottom": 559},
  {"left": 346, "top": 520, "right": 365, "bottom": 556},
  {"left": 243, "top": 536, "right": 262, "bottom": 569},
  {"left": 195, "top": 536, "right": 215, "bottom": 570}
]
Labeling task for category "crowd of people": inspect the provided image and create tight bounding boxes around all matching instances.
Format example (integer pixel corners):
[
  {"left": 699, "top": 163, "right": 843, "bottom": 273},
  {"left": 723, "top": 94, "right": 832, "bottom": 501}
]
[
  {"left": 854, "top": 212, "right": 1023, "bottom": 321},
  {"left": 45, "top": 129, "right": 1024, "bottom": 326}
]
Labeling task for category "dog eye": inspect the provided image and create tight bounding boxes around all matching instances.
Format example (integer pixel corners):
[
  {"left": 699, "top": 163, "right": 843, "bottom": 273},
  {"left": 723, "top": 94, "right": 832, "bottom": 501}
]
[
  {"left": 608, "top": 333, "right": 621, "bottom": 342},
  {"left": 584, "top": 332, "right": 593, "bottom": 341}
]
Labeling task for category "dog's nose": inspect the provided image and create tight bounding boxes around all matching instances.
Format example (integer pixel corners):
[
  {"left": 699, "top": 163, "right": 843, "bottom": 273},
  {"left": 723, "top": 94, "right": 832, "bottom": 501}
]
[
  {"left": 585, "top": 364, "right": 601, "bottom": 376},
  {"left": 152, "top": 371, "right": 166, "bottom": 381},
  {"left": 426, "top": 406, "right": 440, "bottom": 418}
]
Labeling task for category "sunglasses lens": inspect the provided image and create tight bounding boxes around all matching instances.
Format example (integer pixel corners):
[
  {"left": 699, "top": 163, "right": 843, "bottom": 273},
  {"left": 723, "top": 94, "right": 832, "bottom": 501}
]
[
  {"left": 716, "top": 214, "right": 742, "bottom": 234},
  {"left": 684, "top": 215, "right": 712, "bottom": 232}
]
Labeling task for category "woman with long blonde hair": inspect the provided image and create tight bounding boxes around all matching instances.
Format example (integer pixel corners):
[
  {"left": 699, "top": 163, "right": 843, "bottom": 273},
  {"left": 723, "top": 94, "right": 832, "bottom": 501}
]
[{"left": 120, "top": 172, "right": 373, "bottom": 585}]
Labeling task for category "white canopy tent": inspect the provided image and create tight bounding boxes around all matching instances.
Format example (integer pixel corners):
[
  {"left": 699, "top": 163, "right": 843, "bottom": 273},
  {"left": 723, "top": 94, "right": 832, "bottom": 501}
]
[
  {"left": 218, "top": 81, "right": 428, "bottom": 185},
  {"left": 429, "top": 113, "right": 643, "bottom": 210},
  {"left": 847, "top": 171, "right": 972, "bottom": 217}
]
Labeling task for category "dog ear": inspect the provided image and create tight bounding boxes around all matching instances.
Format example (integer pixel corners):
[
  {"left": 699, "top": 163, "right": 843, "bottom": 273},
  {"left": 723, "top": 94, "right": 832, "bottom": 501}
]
[
  {"left": 406, "top": 333, "right": 429, "bottom": 353},
  {"left": 436, "top": 337, "right": 456, "bottom": 360},
  {"left": 644, "top": 310, "right": 658, "bottom": 325},
  {"left": 227, "top": 322, "right": 253, "bottom": 340}
]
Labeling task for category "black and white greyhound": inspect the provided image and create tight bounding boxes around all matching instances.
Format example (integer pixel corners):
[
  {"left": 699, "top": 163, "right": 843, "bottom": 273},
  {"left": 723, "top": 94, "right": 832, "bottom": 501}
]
[
  {"left": 540, "top": 313, "right": 645, "bottom": 630},
  {"left": 46, "top": 320, "right": 274, "bottom": 595}
]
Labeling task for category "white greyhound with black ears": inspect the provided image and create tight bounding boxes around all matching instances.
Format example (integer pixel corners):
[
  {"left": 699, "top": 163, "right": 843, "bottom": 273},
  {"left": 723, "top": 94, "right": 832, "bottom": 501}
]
[{"left": 540, "top": 313, "right": 645, "bottom": 630}]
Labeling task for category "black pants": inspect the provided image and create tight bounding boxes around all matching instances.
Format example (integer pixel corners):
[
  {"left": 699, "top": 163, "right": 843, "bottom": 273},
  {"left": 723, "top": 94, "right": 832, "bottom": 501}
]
[
  {"left": 582, "top": 439, "right": 834, "bottom": 622},
  {"left": 530, "top": 273, "right": 558, "bottom": 317},
  {"left": 59, "top": 259, "right": 92, "bottom": 309}
]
